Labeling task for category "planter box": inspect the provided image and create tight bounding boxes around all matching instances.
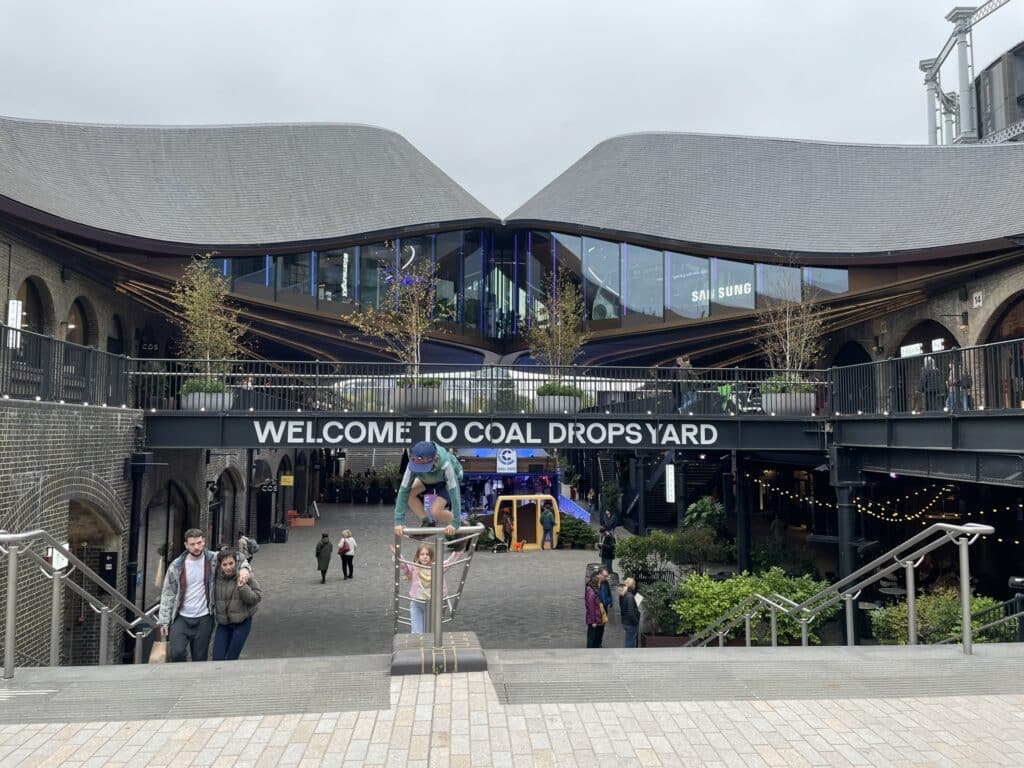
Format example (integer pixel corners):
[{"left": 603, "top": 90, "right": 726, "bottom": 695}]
[
  {"left": 535, "top": 394, "right": 581, "bottom": 413},
  {"left": 393, "top": 386, "right": 441, "bottom": 413},
  {"left": 181, "top": 390, "right": 234, "bottom": 411},
  {"left": 761, "top": 391, "right": 815, "bottom": 416}
]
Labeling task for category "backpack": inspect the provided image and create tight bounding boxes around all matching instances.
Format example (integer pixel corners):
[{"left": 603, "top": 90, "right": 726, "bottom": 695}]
[{"left": 246, "top": 536, "right": 261, "bottom": 554}]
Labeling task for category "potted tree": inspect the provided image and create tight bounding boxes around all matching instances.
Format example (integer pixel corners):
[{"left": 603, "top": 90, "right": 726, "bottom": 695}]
[
  {"left": 170, "top": 252, "right": 248, "bottom": 411},
  {"left": 345, "top": 252, "right": 454, "bottom": 413},
  {"left": 755, "top": 263, "right": 825, "bottom": 416},
  {"left": 525, "top": 264, "right": 590, "bottom": 413}
]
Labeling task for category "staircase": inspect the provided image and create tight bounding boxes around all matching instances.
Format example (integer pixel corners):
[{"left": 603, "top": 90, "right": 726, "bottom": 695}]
[{"left": 344, "top": 447, "right": 404, "bottom": 474}]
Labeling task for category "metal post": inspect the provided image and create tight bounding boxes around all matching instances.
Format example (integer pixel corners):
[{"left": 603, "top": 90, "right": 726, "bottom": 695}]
[
  {"left": 49, "top": 570, "right": 63, "bottom": 666},
  {"left": 800, "top": 620, "right": 809, "bottom": 647},
  {"left": 920, "top": 59, "right": 938, "bottom": 144},
  {"left": 98, "top": 608, "right": 110, "bottom": 665},
  {"left": 4, "top": 544, "right": 18, "bottom": 679},
  {"left": 733, "top": 451, "right": 750, "bottom": 572},
  {"left": 744, "top": 615, "right": 751, "bottom": 647},
  {"left": 836, "top": 486, "right": 856, "bottom": 579},
  {"left": 717, "top": 633, "right": 724, "bottom": 648},
  {"left": 905, "top": 561, "right": 918, "bottom": 645},
  {"left": 948, "top": 8, "right": 976, "bottom": 140},
  {"left": 844, "top": 595, "right": 856, "bottom": 647},
  {"left": 431, "top": 533, "right": 444, "bottom": 649},
  {"left": 958, "top": 536, "right": 973, "bottom": 654},
  {"left": 393, "top": 532, "right": 402, "bottom": 635},
  {"left": 770, "top": 606, "right": 778, "bottom": 647}
]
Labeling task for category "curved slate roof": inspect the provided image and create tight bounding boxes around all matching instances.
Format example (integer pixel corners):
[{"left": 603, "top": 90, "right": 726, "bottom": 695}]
[
  {"left": 507, "top": 132, "right": 1024, "bottom": 255},
  {"left": 0, "top": 116, "right": 497, "bottom": 248}
]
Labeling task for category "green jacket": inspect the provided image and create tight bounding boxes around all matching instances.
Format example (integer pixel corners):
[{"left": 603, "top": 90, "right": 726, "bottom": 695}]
[
  {"left": 315, "top": 538, "right": 333, "bottom": 570},
  {"left": 540, "top": 508, "right": 556, "bottom": 531},
  {"left": 394, "top": 443, "right": 463, "bottom": 528}
]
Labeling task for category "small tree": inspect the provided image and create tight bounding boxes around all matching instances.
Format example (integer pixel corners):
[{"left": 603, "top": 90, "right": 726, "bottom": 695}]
[
  {"left": 525, "top": 264, "right": 590, "bottom": 379},
  {"left": 170, "top": 252, "right": 248, "bottom": 388},
  {"left": 755, "top": 261, "right": 825, "bottom": 378},
  {"left": 345, "top": 253, "right": 453, "bottom": 381}
]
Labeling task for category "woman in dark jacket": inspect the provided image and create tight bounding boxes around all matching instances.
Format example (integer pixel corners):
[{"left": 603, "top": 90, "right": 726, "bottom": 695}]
[
  {"left": 585, "top": 574, "right": 606, "bottom": 648},
  {"left": 315, "top": 532, "right": 333, "bottom": 583},
  {"left": 619, "top": 577, "right": 640, "bottom": 648},
  {"left": 212, "top": 549, "right": 262, "bottom": 661}
]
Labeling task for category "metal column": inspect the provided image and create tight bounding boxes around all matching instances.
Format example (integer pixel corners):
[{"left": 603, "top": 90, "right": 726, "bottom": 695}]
[
  {"left": 920, "top": 58, "right": 938, "bottom": 144},
  {"left": 947, "top": 8, "right": 976, "bottom": 140},
  {"left": 4, "top": 544, "right": 17, "bottom": 679},
  {"left": 836, "top": 486, "right": 857, "bottom": 579}
]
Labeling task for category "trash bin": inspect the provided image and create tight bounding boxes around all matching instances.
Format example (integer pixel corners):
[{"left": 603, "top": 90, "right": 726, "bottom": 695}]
[{"left": 271, "top": 524, "right": 289, "bottom": 543}]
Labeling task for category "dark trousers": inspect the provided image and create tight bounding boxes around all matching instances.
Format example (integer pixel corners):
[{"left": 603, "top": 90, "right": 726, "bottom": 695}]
[
  {"left": 212, "top": 617, "right": 253, "bottom": 661},
  {"left": 624, "top": 624, "right": 639, "bottom": 648},
  {"left": 586, "top": 624, "right": 605, "bottom": 648},
  {"left": 319, "top": 568, "right": 328, "bottom": 583},
  {"left": 341, "top": 554, "right": 354, "bottom": 578},
  {"left": 169, "top": 614, "right": 215, "bottom": 662}
]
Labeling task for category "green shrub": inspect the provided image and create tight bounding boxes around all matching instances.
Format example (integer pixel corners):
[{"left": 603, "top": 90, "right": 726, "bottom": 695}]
[
  {"left": 683, "top": 496, "right": 725, "bottom": 529},
  {"left": 181, "top": 378, "right": 227, "bottom": 396},
  {"left": 601, "top": 480, "right": 621, "bottom": 517},
  {"left": 870, "top": 588, "right": 1017, "bottom": 645},
  {"left": 494, "top": 378, "right": 532, "bottom": 413},
  {"left": 762, "top": 374, "right": 815, "bottom": 394},
  {"left": 617, "top": 531, "right": 676, "bottom": 583},
  {"left": 536, "top": 381, "right": 585, "bottom": 398},
  {"left": 673, "top": 525, "right": 732, "bottom": 575},
  {"left": 396, "top": 376, "right": 441, "bottom": 388},
  {"left": 557, "top": 515, "right": 597, "bottom": 548},
  {"left": 637, "top": 579, "right": 687, "bottom": 635}
]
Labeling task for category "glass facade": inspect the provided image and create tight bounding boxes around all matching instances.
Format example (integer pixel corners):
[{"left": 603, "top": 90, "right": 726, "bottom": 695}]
[{"left": 222, "top": 227, "right": 849, "bottom": 343}]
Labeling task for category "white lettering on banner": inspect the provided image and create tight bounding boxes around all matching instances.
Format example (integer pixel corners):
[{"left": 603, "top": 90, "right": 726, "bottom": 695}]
[
  {"left": 250, "top": 419, "right": 722, "bottom": 447},
  {"left": 691, "top": 283, "right": 753, "bottom": 303}
]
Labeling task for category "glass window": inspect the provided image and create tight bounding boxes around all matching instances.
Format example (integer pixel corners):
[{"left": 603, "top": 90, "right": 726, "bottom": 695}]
[
  {"left": 488, "top": 232, "right": 516, "bottom": 340},
  {"left": 757, "top": 264, "right": 802, "bottom": 307},
  {"left": 710, "top": 259, "right": 755, "bottom": 314},
  {"left": 436, "top": 232, "right": 462, "bottom": 322},
  {"left": 317, "top": 248, "right": 356, "bottom": 305},
  {"left": 624, "top": 244, "right": 663, "bottom": 324},
  {"left": 582, "top": 237, "right": 621, "bottom": 322},
  {"left": 359, "top": 242, "right": 394, "bottom": 309},
  {"left": 463, "top": 231, "right": 483, "bottom": 331},
  {"left": 230, "top": 256, "right": 271, "bottom": 300},
  {"left": 528, "top": 231, "right": 553, "bottom": 330},
  {"left": 276, "top": 253, "right": 313, "bottom": 307},
  {"left": 65, "top": 299, "right": 87, "bottom": 346},
  {"left": 16, "top": 279, "right": 45, "bottom": 333},
  {"left": 667, "top": 252, "right": 709, "bottom": 320},
  {"left": 802, "top": 267, "right": 848, "bottom": 298},
  {"left": 399, "top": 236, "right": 433, "bottom": 273}
]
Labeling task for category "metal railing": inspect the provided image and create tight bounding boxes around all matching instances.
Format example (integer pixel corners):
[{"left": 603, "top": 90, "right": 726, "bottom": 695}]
[
  {"left": 392, "top": 525, "right": 484, "bottom": 648},
  {"left": 933, "top": 593, "right": 1024, "bottom": 645},
  {"left": 1, "top": 529, "right": 159, "bottom": 680},
  {"left": 686, "top": 522, "right": 993, "bottom": 654},
  {"left": 828, "top": 336, "right": 1024, "bottom": 417}
]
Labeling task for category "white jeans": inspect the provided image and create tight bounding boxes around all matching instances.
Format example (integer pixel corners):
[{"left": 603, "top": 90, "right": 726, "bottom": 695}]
[{"left": 410, "top": 600, "right": 428, "bottom": 634}]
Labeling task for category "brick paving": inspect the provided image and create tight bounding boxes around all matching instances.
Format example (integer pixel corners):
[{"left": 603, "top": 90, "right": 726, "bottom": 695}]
[
  {"left": 242, "top": 503, "right": 619, "bottom": 658},
  {"left": 2, "top": 673, "right": 1023, "bottom": 767}
]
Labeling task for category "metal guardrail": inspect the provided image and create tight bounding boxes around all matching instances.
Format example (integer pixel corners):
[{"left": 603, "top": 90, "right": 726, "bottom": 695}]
[
  {"left": 933, "top": 593, "right": 1024, "bottom": 645},
  {"left": 392, "top": 525, "right": 484, "bottom": 649},
  {"left": 1, "top": 529, "right": 160, "bottom": 680},
  {"left": 687, "top": 523, "right": 994, "bottom": 654},
  {"left": 828, "top": 336, "right": 1024, "bottom": 417}
]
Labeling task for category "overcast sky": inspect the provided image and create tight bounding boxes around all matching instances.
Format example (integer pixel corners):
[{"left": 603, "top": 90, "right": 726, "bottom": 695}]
[{"left": 2, "top": 0, "right": 1022, "bottom": 216}]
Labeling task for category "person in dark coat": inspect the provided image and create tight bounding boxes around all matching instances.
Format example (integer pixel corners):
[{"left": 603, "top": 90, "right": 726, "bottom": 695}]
[
  {"left": 618, "top": 577, "right": 641, "bottom": 648},
  {"left": 918, "top": 356, "right": 942, "bottom": 412},
  {"left": 315, "top": 532, "right": 333, "bottom": 583}
]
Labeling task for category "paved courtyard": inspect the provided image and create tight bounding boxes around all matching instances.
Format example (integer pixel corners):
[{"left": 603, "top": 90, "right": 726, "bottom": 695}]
[{"left": 243, "top": 504, "right": 619, "bottom": 658}]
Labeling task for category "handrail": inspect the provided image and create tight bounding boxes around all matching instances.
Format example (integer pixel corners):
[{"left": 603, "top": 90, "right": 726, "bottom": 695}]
[
  {"left": 2, "top": 529, "right": 160, "bottom": 679},
  {"left": 687, "top": 522, "right": 993, "bottom": 653}
]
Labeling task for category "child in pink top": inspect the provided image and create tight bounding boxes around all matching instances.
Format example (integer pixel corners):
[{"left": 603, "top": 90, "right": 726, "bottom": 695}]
[{"left": 394, "top": 542, "right": 462, "bottom": 634}]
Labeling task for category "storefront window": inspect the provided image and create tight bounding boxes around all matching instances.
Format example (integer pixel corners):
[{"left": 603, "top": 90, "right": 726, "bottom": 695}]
[
  {"left": 667, "top": 252, "right": 709, "bottom": 320},
  {"left": 710, "top": 258, "right": 755, "bottom": 314},
  {"left": 359, "top": 241, "right": 395, "bottom": 309},
  {"left": 802, "top": 267, "right": 848, "bottom": 298},
  {"left": 528, "top": 231, "right": 553, "bottom": 330},
  {"left": 463, "top": 231, "right": 483, "bottom": 331},
  {"left": 317, "top": 248, "right": 357, "bottom": 305},
  {"left": 582, "top": 237, "right": 621, "bottom": 322},
  {"left": 436, "top": 232, "right": 462, "bottom": 322},
  {"left": 624, "top": 244, "right": 663, "bottom": 324},
  {"left": 757, "top": 264, "right": 801, "bottom": 307},
  {"left": 276, "top": 253, "right": 313, "bottom": 307},
  {"left": 230, "top": 256, "right": 267, "bottom": 300}
]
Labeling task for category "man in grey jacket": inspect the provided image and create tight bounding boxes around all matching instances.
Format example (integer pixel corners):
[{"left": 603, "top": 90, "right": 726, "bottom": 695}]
[{"left": 158, "top": 528, "right": 251, "bottom": 662}]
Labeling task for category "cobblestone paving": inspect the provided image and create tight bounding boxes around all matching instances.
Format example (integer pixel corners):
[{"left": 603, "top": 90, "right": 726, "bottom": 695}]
[
  {"left": 243, "top": 504, "right": 619, "bottom": 659},
  {"left": 2, "top": 674, "right": 1023, "bottom": 767}
]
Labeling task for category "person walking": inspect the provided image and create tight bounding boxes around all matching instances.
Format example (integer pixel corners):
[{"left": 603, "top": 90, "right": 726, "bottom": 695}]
[
  {"left": 315, "top": 532, "right": 333, "bottom": 583},
  {"left": 540, "top": 501, "right": 556, "bottom": 550},
  {"left": 393, "top": 440, "right": 462, "bottom": 536},
  {"left": 918, "top": 356, "right": 942, "bottom": 412},
  {"left": 585, "top": 574, "right": 607, "bottom": 648},
  {"left": 158, "top": 528, "right": 251, "bottom": 662},
  {"left": 619, "top": 577, "right": 641, "bottom": 648},
  {"left": 338, "top": 529, "right": 356, "bottom": 579},
  {"left": 211, "top": 549, "right": 262, "bottom": 661},
  {"left": 598, "top": 527, "right": 616, "bottom": 572}
]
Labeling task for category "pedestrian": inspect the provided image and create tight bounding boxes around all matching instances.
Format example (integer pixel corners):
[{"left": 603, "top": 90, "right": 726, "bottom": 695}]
[
  {"left": 946, "top": 359, "right": 970, "bottom": 412},
  {"left": 393, "top": 440, "right": 463, "bottom": 537},
  {"left": 598, "top": 565, "right": 614, "bottom": 623},
  {"left": 315, "top": 532, "right": 332, "bottom": 583},
  {"left": 602, "top": 508, "right": 617, "bottom": 531},
  {"left": 338, "top": 529, "right": 356, "bottom": 579},
  {"left": 540, "top": 500, "right": 556, "bottom": 550},
  {"left": 392, "top": 541, "right": 462, "bottom": 634},
  {"left": 211, "top": 549, "right": 262, "bottom": 661},
  {"left": 619, "top": 577, "right": 640, "bottom": 648},
  {"left": 918, "top": 355, "right": 942, "bottom": 412},
  {"left": 499, "top": 506, "right": 514, "bottom": 550},
  {"left": 598, "top": 527, "right": 616, "bottom": 572},
  {"left": 238, "top": 532, "right": 256, "bottom": 564},
  {"left": 585, "top": 573, "right": 607, "bottom": 648},
  {"left": 157, "top": 528, "right": 251, "bottom": 662},
  {"left": 586, "top": 487, "right": 596, "bottom": 511}
]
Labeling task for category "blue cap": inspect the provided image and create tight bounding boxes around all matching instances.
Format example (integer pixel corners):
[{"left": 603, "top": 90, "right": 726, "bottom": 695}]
[{"left": 408, "top": 441, "right": 437, "bottom": 473}]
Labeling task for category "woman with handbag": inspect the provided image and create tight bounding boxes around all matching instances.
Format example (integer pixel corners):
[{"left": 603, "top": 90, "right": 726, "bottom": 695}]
[
  {"left": 585, "top": 573, "right": 607, "bottom": 648},
  {"left": 338, "top": 529, "right": 357, "bottom": 580}
]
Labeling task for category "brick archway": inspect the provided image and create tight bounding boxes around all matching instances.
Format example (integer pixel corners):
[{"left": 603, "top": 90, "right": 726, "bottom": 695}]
[{"left": 8, "top": 468, "right": 125, "bottom": 534}]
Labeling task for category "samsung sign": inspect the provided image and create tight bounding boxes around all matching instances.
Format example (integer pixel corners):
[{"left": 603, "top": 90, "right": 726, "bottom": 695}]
[{"left": 249, "top": 417, "right": 719, "bottom": 449}]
